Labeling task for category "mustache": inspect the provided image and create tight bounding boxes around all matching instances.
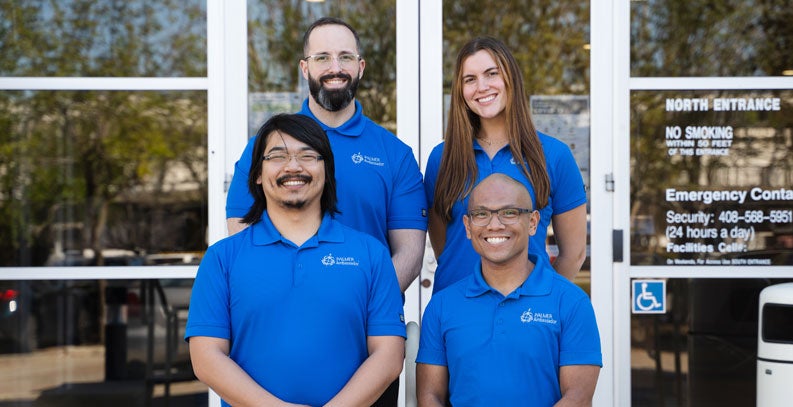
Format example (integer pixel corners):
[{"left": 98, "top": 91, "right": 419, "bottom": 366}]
[
  {"left": 319, "top": 72, "right": 352, "bottom": 83},
  {"left": 276, "top": 174, "right": 312, "bottom": 186}
]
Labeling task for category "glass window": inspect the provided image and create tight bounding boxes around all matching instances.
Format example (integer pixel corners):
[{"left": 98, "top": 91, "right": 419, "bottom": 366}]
[
  {"left": 0, "top": 91, "right": 208, "bottom": 267},
  {"left": 630, "top": 90, "right": 793, "bottom": 266},
  {"left": 247, "top": 0, "right": 396, "bottom": 136},
  {"left": 0, "top": 279, "right": 206, "bottom": 406},
  {"left": 630, "top": 1, "right": 793, "bottom": 77},
  {"left": 631, "top": 278, "right": 793, "bottom": 406},
  {"left": 0, "top": 1, "right": 207, "bottom": 77},
  {"left": 443, "top": 2, "right": 590, "bottom": 94}
]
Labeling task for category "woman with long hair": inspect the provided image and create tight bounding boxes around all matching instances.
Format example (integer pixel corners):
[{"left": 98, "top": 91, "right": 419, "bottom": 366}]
[{"left": 425, "top": 36, "right": 587, "bottom": 293}]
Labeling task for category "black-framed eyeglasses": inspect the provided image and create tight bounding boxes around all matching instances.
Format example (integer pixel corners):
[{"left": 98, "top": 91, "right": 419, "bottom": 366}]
[
  {"left": 466, "top": 207, "right": 534, "bottom": 226},
  {"left": 301, "top": 53, "right": 361, "bottom": 69},
  {"left": 262, "top": 152, "right": 324, "bottom": 166}
]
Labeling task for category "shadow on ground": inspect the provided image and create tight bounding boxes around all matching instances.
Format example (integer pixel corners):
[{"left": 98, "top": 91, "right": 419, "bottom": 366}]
[{"left": 0, "top": 381, "right": 207, "bottom": 407}]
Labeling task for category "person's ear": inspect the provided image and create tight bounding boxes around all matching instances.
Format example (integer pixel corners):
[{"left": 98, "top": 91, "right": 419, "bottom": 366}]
[
  {"left": 299, "top": 59, "right": 309, "bottom": 80},
  {"left": 527, "top": 210, "right": 540, "bottom": 235},
  {"left": 358, "top": 57, "right": 365, "bottom": 79}
]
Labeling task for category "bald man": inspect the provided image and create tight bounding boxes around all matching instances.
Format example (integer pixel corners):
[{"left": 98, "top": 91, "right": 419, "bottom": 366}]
[{"left": 417, "top": 173, "right": 602, "bottom": 406}]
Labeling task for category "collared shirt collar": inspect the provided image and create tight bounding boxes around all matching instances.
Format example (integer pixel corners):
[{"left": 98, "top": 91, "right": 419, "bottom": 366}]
[
  {"left": 251, "top": 211, "right": 344, "bottom": 247},
  {"left": 298, "top": 99, "right": 366, "bottom": 138},
  {"left": 471, "top": 138, "right": 511, "bottom": 154},
  {"left": 465, "top": 253, "right": 553, "bottom": 299}
]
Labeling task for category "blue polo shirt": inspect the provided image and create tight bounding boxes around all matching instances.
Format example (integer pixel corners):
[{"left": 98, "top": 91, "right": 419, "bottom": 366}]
[
  {"left": 226, "top": 99, "right": 427, "bottom": 246},
  {"left": 416, "top": 254, "right": 602, "bottom": 406},
  {"left": 424, "top": 133, "right": 586, "bottom": 293},
  {"left": 185, "top": 212, "right": 406, "bottom": 407}
]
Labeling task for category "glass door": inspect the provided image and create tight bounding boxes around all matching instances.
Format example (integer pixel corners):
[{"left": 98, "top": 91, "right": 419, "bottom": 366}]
[{"left": 622, "top": 1, "right": 793, "bottom": 405}]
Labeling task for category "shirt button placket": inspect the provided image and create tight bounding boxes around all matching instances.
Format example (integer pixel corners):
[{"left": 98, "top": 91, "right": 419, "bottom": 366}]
[
  {"left": 495, "top": 301, "right": 507, "bottom": 337},
  {"left": 293, "top": 251, "right": 304, "bottom": 287}
]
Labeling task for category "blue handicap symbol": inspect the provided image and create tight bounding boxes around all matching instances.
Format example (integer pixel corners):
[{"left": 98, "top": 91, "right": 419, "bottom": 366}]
[{"left": 633, "top": 280, "right": 665, "bottom": 313}]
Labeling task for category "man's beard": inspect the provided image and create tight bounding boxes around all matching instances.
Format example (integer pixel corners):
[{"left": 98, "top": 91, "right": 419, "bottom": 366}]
[
  {"left": 282, "top": 199, "right": 306, "bottom": 209},
  {"left": 308, "top": 72, "right": 359, "bottom": 112},
  {"left": 276, "top": 174, "right": 312, "bottom": 209}
]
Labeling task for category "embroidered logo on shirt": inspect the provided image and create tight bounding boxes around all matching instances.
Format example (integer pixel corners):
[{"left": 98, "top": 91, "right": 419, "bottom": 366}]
[
  {"left": 321, "top": 253, "right": 360, "bottom": 267},
  {"left": 351, "top": 152, "right": 385, "bottom": 167},
  {"left": 521, "top": 308, "right": 557, "bottom": 325}
]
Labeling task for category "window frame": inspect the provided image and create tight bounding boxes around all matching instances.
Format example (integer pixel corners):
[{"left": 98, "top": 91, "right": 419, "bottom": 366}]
[{"left": 0, "top": 0, "right": 224, "bottom": 280}]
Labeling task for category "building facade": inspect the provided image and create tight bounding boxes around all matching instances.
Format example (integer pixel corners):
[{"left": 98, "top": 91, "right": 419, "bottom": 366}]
[{"left": 1, "top": 1, "right": 792, "bottom": 406}]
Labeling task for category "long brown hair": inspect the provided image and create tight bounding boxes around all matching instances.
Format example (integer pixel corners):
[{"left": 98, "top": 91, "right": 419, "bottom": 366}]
[{"left": 433, "top": 36, "right": 550, "bottom": 222}]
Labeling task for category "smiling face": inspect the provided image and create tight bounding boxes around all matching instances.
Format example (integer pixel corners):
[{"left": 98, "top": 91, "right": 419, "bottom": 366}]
[
  {"left": 300, "top": 24, "right": 365, "bottom": 112},
  {"left": 461, "top": 49, "right": 508, "bottom": 121},
  {"left": 257, "top": 131, "right": 325, "bottom": 213},
  {"left": 464, "top": 174, "right": 539, "bottom": 268}
]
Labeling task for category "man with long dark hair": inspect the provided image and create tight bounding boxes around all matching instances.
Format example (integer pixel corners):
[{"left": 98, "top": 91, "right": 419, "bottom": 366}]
[{"left": 187, "top": 114, "right": 406, "bottom": 407}]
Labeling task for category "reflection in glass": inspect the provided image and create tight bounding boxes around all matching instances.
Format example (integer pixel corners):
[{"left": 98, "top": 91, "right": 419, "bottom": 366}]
[
  {"left": 0, "top": 279, "right": 206, "bottom": 407},
  {"left": 0, "top": 1, "right": 207, "bottom": 77},
  {"left": 630, "top": 90, "right": 793, "bottom": 266},
  {"left": 631, "top": 278, "right": 793, "bottom": 407},
  {"left": 247, "top": 0, "right": 396, "bottom": 135},
  {"left": 0, "top": 91, "right": 208, "bottom": 267},
  {"left": 443, "top": 1, "right": 590, "bottom": 95},
  {"left": 631, "top": 1, "right": 793, "bottom": 77}
]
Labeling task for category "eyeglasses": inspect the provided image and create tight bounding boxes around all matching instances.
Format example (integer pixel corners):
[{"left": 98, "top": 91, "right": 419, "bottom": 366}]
[
  {"left": 302, "top": 53, "right": 361, "bottom": 69},
  {"left": 262, "top": 152, "right": 324, "bottom": 166},
  {"left": 467, "top": 207, "right": 533, "bottom": 226}
]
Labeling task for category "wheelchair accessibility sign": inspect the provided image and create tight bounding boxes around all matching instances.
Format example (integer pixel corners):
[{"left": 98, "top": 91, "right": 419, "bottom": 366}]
[{"left": 632, "top": 280, "right": 666, "bottom": 314}]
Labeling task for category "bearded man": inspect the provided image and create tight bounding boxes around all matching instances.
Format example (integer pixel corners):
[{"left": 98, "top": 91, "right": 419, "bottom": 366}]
[{"left": 224, "top": 17, "right": 427, "bottom": 406}]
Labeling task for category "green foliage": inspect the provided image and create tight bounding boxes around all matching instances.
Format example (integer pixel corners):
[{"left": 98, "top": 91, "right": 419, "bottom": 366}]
[
  {"left": 631, "top": 0, "right": 793, "bottom": 76},
  {"left": 0, "top": 0, "right": 208, "bottom": 266},
  {"left": 246, "top": 0, "right": 587, "bottom": 131},
  {"left": 0, "top": 0, "right": 206, "bottom": 77},
  {"left": 247, "top": 0, "right": 397, "bottom": 130},
  {"left": 443, "top": 0, "right": 590, "bottom": 96}
]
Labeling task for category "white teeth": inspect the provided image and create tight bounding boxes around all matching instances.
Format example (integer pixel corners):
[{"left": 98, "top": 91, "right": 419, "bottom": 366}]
[
  {"left": 283, "top": 180, "right": 305, "bottom": 186},
  {"left": 478, "top": 95, "right": 496, "bottom": 103},
  {"left": 485, "top": 237, "right": 508, "bottom": 244}
]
